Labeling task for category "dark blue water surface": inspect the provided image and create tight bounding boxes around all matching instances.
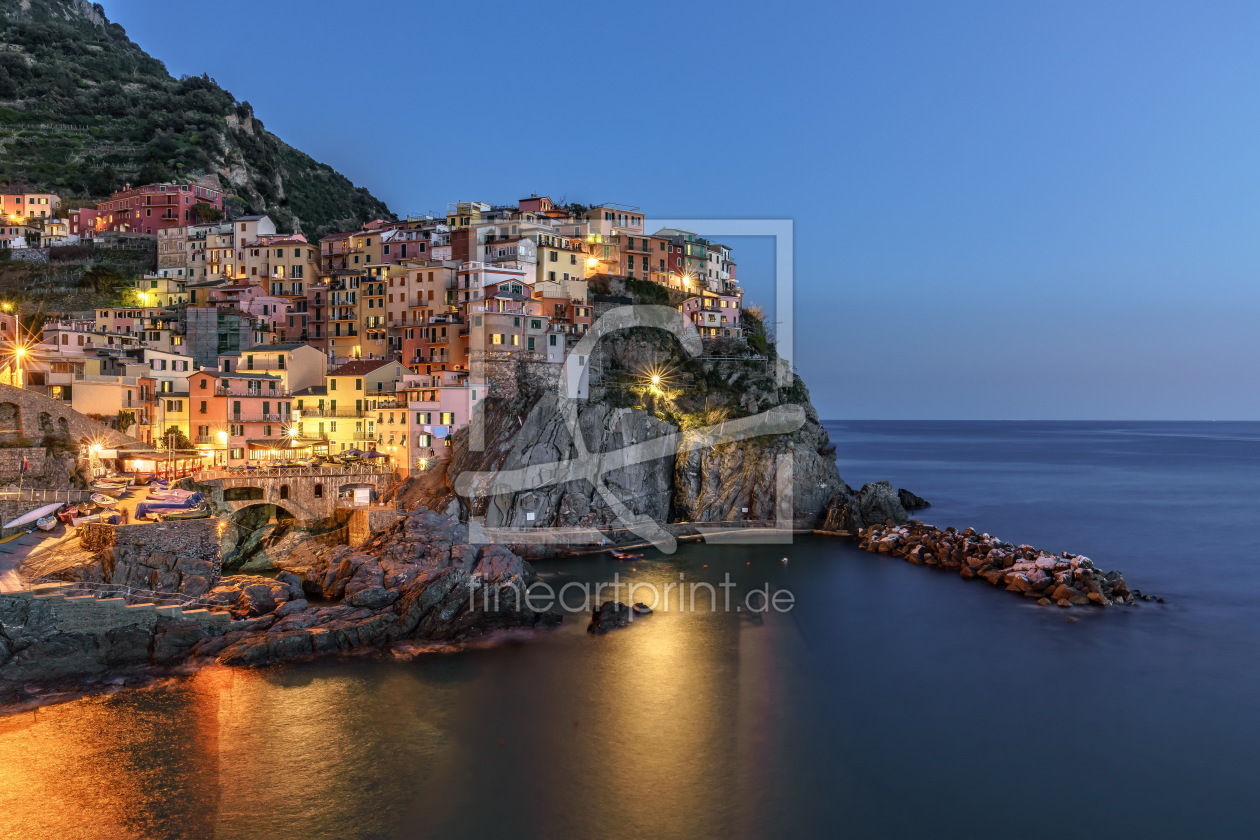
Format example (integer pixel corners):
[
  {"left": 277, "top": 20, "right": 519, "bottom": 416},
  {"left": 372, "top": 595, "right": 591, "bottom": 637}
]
[{"left": 1, "top": 421, "right": 1257, "bottom": 839}]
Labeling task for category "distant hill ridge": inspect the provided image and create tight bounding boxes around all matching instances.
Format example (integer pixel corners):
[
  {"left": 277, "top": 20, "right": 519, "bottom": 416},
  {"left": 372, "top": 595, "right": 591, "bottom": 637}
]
[{"left": 0, "top": 0, "right": 395, "bottom": 239}]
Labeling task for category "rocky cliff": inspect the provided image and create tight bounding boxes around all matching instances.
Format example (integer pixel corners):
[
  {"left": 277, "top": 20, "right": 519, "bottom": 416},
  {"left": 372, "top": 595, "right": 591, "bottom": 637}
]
[{"left": 401, "top": 301, "right": 914, "bottom": 544}]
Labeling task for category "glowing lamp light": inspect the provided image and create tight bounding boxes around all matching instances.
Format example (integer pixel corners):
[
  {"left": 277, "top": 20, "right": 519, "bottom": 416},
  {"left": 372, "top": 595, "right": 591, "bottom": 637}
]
[
  {"left": 650, "top": 374, "right": 662, "bottom": 387},
  {"left": 586, "top": 257, "right": 598, "bottom": 267},
  {"left": 90, "top": 444, "right": 103, "bottom": 454},
  {"left": 217, "top": 431, "right": 228, "bottom": 444}
]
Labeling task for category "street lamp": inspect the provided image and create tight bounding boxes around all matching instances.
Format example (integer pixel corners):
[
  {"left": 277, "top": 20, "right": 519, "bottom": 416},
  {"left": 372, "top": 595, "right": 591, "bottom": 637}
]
[{"left": 11, "top": 344, "right": 26, "bottom": 387}]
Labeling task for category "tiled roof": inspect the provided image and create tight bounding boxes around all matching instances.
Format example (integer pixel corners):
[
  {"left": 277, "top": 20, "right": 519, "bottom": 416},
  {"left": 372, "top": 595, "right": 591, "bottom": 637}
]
[{"left": 329, "top": 359, "right": 400, "bottom": 377}]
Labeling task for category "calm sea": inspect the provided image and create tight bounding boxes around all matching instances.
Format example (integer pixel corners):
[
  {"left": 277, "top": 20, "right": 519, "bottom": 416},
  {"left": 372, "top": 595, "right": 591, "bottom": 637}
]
[{"left": 1, "top": 421, "right": 1258, "bottom": 840}]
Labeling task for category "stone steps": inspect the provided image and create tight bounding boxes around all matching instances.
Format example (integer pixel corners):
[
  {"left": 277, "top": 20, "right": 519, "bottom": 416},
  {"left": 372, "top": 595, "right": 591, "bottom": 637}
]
[{"left": 23, "top": 581, "right": 232, "bottom": 626}]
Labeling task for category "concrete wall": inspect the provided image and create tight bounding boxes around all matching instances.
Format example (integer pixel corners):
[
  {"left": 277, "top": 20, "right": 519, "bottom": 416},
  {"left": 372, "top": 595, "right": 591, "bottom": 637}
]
[{"left": 79, "top": 519, "right": 223, "bottom": 597}]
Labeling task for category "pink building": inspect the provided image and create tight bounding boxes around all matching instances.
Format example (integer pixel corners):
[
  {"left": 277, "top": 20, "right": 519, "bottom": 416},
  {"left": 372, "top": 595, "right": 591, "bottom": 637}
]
[
  {"left": 681, "top": 292, "right": 743, "bottom": 339},
  {"left": 68, "top": 208, "right": 99, "bottom": 238},
  {"left": 391, "top": 369, "right": 485, "bottom": 471},
  {"left": 95, "top": 183, "right": 226, "bottom": 236},
  {"left": 206, "top": 283, "right": 291, "bottom": 330}
]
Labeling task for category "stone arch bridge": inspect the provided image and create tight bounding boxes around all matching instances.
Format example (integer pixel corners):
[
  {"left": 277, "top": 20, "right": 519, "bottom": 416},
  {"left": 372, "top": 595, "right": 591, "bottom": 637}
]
[{"left": 187, "top": 465, "right": 397, "bottom": 524}]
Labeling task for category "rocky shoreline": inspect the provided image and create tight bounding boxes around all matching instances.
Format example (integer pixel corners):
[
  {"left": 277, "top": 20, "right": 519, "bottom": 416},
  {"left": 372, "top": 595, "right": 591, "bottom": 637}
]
[
  {"left": 857, "top": 521, "right": 1160, "bottom": 607},
  {"left": 0, "top": 507, "right": 561, "bottom": 709}
]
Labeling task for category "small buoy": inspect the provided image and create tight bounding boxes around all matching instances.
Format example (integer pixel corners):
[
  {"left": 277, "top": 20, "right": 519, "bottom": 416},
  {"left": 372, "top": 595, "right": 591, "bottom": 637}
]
[
  {"left": 781, "top": 557, "right": 789, "bottom": 564},
  {"left": 702, "top": 564, "right": 708, "bottom": 568}
]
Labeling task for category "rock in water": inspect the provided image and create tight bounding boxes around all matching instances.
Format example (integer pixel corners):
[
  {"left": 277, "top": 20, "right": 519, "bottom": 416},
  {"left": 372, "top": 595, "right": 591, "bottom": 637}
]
[
  {"left": 822, "top": 481, "right": 914, "bottom": 532},
  {"left": 897, "top": 488, "right": 931, "bottom": 510},
  {"left": 587, "top": 601, "right": 632, "bottom": 633}
]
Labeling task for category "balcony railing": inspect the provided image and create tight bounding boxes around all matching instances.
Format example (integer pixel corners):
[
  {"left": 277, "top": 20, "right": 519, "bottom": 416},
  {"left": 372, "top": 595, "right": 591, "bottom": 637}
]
[
  {"left": 294, "top": 408, "right": 369, "bottom": 418},
  {"left": 229, "top": 413, "right": 289, "bottom": 423},
  {"left": 215, "top": 386, "right": 290, "bottom": 398},
  {"left": 353, "top": 431, "right": 380, "bottom": 441}
]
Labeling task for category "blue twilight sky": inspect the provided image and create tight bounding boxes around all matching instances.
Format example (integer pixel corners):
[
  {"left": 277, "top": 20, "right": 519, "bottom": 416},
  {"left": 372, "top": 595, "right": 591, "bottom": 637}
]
[{"left": 102, "top": 0, "right": 1260, "bottom": 419}]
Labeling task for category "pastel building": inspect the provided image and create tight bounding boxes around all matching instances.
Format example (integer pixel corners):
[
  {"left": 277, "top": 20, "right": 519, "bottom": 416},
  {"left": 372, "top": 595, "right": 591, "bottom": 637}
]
[
  {"left": 681, "top": 291, "right": 743, "bottom": 338},
  {"left": 187, "top": 369, "right": 295, "bottom": 465},
  {"left": 1, "top": 191, "right": 59, "bottom": 223}
]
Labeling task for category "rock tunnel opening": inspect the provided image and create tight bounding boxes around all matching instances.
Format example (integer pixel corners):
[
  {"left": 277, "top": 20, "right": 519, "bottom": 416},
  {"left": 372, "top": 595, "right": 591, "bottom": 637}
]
[{"left": 220, "top": 503, "right": 299, "bottom": 572}]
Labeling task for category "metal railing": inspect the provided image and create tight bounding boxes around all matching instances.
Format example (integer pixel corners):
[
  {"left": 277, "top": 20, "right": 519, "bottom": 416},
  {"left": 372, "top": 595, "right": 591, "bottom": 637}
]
[
  {"left": 189, "top": 462, "right": 395, "bottom": 482},
  {"left": 0, "top": 488, "right": 94, "bottom": 503},
  {"left": 293, "top": 408, "right": 371, "bottom": 418},
  {"left": 215, "top": 387, "right": 291, "bottom": 398}
]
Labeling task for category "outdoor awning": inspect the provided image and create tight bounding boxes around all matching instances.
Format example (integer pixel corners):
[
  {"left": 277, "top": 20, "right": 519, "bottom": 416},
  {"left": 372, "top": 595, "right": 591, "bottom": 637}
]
[{"left": 246, "top": 439, "right": 313, "bottom": 451}]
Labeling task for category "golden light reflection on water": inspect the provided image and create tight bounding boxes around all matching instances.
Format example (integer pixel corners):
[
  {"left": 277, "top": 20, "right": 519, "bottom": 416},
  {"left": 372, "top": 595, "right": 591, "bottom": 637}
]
[
  {"left": 0, "top": 671, "right": 234, "bottom": 840},
  {"left": 0, "top": 546, "right": 813, "bottom": 839}
]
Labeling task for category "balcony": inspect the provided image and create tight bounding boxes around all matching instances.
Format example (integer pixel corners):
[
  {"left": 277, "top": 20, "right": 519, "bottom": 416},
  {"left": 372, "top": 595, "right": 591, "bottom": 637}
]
[
  {"left": 294, "top": 408, "right": 369, "bottom": 418},
  {"left": 353, "top": 431, "right": 380, "bottom": 441},
  {"left": 229, "top": 413, "right": 288, "bottom": 423},
  {"left": 215, "top": 386, "right": 290, "bottom": 398}
]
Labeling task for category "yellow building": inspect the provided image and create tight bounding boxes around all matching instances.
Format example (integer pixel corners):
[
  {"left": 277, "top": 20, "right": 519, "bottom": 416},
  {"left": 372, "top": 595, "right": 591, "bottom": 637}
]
[
  {"left": 135, "top": 270, "right": 189, "bottom": 307},
  {"left": 534, "top": 232, "right": 587, "bottom": 286},
  {"left": 295, "top": 359, "right": 407, "bottom": 455}
]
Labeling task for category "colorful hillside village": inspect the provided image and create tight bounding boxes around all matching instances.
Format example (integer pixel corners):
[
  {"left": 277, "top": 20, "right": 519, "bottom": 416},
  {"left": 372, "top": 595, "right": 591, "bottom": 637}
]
[{"left": 0, "top": 186, "right": 745, "bottom": 475}]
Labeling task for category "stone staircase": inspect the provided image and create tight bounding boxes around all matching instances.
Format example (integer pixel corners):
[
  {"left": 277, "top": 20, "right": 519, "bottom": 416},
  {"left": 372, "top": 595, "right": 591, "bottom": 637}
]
[{"left": 14, "top": 582, "right": 233, "bottom": 629}]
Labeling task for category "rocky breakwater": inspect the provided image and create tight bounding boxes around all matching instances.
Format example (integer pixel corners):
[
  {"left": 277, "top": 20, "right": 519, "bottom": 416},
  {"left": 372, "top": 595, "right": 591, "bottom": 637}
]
[
  {"left": 858, "top": 521, "right": 1157, "bottom": 607},
  {"left": 191, "top": 507, "right": 559, "bottom": 666}
]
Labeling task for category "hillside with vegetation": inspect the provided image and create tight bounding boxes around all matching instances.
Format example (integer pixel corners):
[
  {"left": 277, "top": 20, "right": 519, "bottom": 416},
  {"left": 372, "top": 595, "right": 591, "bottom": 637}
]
[{"left": 0, "top": 0, "right": 394, "bottom": 238}]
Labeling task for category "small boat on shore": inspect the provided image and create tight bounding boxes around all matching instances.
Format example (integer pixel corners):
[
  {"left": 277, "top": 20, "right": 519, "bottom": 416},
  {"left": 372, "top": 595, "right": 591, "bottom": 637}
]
[
  {"left": 632, "top": 602, "right": 653, "bottom": 615},
  {"left": 2, "top": 502, "right": 63, "bottom": 531},
  {"left": 611, "top": 550, "right": 642, "bottom": 560},
  {"left": 158, "top": 502, "right": 210, "bottom": 521},
  {"left": 90, "top": 493, "right": 118, "bottom": 507},
  {"left": 36, "top": 515, "right": 57, "bottom": 531},
  {"left": 90, "top": 482, "right": 127, "bottom": 497}
]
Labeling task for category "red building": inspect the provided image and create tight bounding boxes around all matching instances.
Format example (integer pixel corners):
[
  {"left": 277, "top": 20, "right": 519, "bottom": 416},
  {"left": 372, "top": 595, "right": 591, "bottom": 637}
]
[
  {"left": 68, "top": 207, "right": 98, "bottom": 238},
  {"left": 95, "top": 183, "right": 226, "bottom": 236}
]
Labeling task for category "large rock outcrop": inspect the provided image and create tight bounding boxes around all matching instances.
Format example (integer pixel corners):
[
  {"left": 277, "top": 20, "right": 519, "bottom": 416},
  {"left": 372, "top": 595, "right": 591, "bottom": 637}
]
[
  {"left": 192, "top": 506, "right": 558, "bottom": 667},
  {"left": 407, "top": 343, "right": 849, "bottom": 539},
  {"left": 821, "top": 480, "right": 923, "bottom": 533}
]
